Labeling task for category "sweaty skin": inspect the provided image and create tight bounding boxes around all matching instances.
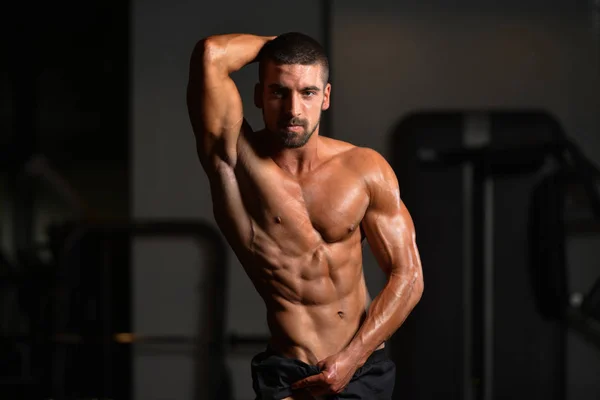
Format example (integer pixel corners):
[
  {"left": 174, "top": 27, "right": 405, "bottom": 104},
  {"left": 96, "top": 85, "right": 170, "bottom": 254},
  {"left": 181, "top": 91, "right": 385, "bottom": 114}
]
[{"left": 187, "top": 33, "right": 424, "bottom": 397}]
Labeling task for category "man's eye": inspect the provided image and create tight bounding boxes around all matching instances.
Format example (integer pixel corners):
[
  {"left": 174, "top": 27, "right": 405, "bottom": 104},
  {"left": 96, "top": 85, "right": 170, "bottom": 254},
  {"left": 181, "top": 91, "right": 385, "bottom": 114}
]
[{"left": 304, "top": 91, "right": 316, "bottom": 97}]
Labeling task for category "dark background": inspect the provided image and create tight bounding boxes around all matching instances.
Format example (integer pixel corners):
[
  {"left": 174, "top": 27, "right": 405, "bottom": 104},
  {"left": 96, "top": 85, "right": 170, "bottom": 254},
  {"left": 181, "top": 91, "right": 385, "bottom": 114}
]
[{"left": 1, "top": 0, "right": 599, "bottom": 399}]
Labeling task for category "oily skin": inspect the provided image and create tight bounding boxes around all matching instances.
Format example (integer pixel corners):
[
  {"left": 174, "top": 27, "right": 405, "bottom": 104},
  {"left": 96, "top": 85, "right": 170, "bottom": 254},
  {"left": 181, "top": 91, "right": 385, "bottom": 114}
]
[{"left": 187, "top": 33, "right": 424, "bottom": 398}]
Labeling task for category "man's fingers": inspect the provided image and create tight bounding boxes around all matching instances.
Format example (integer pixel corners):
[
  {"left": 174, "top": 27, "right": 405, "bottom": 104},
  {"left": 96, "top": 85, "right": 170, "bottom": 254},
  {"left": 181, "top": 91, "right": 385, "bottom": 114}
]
[{"left": 291, "top": 372, "right": 326, "bottom": 389}]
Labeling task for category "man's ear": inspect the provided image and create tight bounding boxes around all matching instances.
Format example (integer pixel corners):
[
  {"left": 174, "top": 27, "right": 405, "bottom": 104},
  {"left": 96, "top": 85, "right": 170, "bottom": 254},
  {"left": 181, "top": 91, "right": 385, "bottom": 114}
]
[
  {"left": 254, "top": 83, "right": 263, "bottom": 109},
  {"left": 321, "top": 83, "right": 331, "bottom": 111}
]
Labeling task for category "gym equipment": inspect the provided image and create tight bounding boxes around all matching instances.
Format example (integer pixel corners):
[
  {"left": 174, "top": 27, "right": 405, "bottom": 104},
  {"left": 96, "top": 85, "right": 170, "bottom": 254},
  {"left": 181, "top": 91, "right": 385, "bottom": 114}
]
[
  {"left": 418, "top": 140, "right": 571, "bottom": 400},
  {"left": 528, "top": 142, "right": 600, "bottom": 351},
  {"left": 420, "top": 138, "right": 600, "bottom": 396},
  {"left": 0, "top": 220, "right": 232, "bottom": 399},
  {"left": 390, "top": 111, "right": 600, "bottom": 400},
  {"left": 50, "top": 220, "right": 229, "bottom": 400},
  {"left": 6, "top": 331, "right": 269, "bottom": 348},
  {"left": 1, "top": 217, "right": 273, "bottom": 400}
]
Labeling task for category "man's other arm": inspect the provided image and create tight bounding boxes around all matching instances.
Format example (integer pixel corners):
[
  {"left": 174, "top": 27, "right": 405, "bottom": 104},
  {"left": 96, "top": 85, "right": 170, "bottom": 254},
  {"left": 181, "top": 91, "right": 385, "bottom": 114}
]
[{"left": 347, "top": 148, "right": 424, "bottom": 365}]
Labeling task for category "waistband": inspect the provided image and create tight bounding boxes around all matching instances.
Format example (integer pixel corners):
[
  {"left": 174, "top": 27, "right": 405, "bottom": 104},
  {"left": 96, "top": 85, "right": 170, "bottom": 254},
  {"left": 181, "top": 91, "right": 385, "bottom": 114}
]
[{"left": 264, "top": 344, "right": 389, "bottom": 366}]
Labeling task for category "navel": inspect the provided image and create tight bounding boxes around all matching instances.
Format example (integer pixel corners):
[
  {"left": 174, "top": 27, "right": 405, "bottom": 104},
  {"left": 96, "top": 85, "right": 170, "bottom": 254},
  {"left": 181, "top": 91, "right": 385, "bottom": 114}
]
[
  {"left": 274, "top": 216, "right": 282, "bottom": 224},
  {"left": 348, "top": 224, "right": 355, "bottom": 233},
  {"left": 338, "top": 311, "right": 345, "bottom": 319}
]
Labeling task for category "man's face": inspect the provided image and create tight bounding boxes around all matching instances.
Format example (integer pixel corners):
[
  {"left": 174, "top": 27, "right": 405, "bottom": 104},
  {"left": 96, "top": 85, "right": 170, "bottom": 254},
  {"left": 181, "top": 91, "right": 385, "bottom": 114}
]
[{"left": 255, "top": 61, "right": 331, "bottom": 149}]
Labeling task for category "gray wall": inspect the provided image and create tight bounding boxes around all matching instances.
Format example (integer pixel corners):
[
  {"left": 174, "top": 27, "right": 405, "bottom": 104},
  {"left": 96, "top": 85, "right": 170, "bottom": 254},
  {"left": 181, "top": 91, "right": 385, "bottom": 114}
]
[
  {"left": 331, "top": 0, "right": 599, "bottom": 157},
  {"left": 131, "top": 1, "right": 323, "bottom": 399}
]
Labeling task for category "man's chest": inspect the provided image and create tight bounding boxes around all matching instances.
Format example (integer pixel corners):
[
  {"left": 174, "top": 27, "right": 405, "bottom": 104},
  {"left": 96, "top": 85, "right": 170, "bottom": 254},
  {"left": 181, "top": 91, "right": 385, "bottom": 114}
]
[{"left": 236, "top": 159, "right": 369, "bottom": 244}]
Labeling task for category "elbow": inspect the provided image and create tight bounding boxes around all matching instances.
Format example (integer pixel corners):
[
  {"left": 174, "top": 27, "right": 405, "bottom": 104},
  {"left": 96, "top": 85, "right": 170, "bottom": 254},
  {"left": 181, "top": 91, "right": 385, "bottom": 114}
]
[{"left": 193, "top": 37, "right": 223, "bottom": 66}]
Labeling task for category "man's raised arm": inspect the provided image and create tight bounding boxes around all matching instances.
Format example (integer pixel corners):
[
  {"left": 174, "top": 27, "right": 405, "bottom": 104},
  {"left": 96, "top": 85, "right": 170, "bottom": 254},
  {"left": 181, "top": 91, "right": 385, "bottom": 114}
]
[{"left": 186, "top": 33, "right": 274, "bottom": 169}]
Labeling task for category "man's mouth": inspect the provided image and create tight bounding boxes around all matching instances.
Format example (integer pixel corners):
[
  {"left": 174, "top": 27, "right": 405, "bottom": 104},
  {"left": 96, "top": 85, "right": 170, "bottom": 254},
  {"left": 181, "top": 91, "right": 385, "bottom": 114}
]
[{"left": 285, "top": 125, "right": 303, "bottom": 132}]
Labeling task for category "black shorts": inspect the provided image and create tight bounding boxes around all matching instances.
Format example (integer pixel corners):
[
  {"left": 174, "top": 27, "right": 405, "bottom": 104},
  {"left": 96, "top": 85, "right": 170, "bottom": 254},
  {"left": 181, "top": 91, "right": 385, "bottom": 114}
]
[{"left": 251, "top": 346, "right": 396, "bottom": 400}]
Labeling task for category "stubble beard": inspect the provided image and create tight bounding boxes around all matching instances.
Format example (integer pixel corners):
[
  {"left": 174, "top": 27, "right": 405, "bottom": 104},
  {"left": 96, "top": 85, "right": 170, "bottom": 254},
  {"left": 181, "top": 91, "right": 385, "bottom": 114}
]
[
  {"left": 277, "top": 118, "right": 319, "bottom": 149},
  {"left": 264, "top": 109, "right": 322, "bottom": 149}
]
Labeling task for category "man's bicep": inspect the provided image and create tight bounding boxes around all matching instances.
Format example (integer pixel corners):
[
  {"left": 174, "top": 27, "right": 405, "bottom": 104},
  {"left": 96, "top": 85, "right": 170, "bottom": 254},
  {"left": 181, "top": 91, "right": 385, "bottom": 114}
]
[{"left": 362, "top": 199, "right": 417, "bottom": 277}]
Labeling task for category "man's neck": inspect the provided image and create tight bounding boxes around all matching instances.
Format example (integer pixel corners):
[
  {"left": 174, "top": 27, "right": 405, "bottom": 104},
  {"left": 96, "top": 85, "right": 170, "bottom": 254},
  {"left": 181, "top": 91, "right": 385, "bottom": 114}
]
[{"left": 270, "top": 135, "right": 321, "bottom": 177}]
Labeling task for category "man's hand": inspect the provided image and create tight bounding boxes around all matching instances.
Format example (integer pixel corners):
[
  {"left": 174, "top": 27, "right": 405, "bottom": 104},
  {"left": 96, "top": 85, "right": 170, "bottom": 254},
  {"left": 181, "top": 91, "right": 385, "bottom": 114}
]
[{"left": 291, "top": 350, "right": 359, "bottom": 396}]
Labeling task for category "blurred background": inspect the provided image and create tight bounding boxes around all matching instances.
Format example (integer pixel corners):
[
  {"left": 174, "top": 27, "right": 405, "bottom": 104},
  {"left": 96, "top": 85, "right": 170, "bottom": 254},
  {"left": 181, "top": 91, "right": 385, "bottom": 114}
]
[{"left": 1, "top": 0, "right": 600, "bottom": 399}]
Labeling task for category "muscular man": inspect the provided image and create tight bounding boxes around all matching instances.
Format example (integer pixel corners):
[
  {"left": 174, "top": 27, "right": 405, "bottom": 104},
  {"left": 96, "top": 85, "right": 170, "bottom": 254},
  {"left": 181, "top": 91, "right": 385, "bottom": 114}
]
[{"left": 186, "top": 32, "right": 424, "bottom": 399}]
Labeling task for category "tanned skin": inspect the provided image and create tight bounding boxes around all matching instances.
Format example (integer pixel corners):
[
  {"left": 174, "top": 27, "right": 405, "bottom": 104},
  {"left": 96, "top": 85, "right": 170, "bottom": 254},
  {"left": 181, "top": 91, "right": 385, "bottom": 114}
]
[{"left": 187, "top": 33, "right": 424, "bottom": 399}]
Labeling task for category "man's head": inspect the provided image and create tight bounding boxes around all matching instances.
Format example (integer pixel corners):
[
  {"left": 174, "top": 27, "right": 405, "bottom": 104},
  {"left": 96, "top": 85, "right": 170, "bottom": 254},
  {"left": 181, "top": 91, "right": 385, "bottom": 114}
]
[{"left": 254, "top": 32, "right": 331, "bottom": 149}]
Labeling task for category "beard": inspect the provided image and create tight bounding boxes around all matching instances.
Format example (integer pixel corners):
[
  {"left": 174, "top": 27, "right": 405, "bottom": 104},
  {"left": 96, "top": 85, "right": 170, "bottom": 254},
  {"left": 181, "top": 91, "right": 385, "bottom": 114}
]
[
  {"left": 271, "top": 113, "right": 321, "bottom": 149},
  {"left": 276, "top": 120, "right": 318, "bottom": 148}
]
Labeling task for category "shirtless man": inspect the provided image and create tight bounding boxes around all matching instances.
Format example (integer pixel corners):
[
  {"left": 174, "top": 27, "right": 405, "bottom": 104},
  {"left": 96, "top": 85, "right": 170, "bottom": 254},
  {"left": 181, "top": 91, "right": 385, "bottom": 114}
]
[{"left": 186, "top": 32, "right": 424, "bottom": 399}]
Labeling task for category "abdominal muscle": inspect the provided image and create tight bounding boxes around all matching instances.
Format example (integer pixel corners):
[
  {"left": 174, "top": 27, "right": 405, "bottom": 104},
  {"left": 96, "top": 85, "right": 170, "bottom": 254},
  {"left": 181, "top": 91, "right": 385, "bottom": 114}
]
[
  {"left": 246, "top": 240, "right": 371, "bottom": 366},
  {"left": 265, "top": 288, "right": 367, "bottom": 365}
]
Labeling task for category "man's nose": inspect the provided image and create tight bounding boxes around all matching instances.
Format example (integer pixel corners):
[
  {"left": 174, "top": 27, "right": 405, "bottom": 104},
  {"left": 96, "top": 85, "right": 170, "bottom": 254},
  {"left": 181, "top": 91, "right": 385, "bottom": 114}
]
[{"left": 285, "top": 93, "right": 301, "bottom": 117}]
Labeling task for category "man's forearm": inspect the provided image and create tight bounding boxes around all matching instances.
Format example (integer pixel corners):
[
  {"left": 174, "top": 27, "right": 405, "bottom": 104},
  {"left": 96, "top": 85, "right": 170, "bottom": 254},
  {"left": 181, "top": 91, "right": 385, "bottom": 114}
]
[
  {"left": 346, "top": 272, "right": 423, "bottom": 366},
  {"left": 201, "top": 33, "right": 274, "bottom": 74}
]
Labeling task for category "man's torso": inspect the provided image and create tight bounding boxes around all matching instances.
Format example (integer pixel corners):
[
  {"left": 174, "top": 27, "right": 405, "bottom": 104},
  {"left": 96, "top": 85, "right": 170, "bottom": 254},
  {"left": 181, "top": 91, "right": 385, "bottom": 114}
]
[{"left": 208, "top": 131, "right": 375, "bottom": 364}]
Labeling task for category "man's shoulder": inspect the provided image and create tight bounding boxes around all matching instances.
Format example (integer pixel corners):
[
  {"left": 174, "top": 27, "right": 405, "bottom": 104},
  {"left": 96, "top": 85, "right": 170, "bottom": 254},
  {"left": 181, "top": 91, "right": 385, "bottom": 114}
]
[
  {"left": 329, "top": 142, "right": 389, "bottom": 174},
  {"left": 319, "top": 136, "right": 355, "bottom": 153},
  {"left": 322, "top": 137, "right": 384, "bottom": 160}
]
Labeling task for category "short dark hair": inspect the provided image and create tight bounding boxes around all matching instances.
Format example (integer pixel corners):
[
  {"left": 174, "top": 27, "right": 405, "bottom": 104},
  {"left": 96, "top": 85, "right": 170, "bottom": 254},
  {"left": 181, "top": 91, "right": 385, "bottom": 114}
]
[{"left": 258, "top": 32, "right": 329, "bottom": 85}]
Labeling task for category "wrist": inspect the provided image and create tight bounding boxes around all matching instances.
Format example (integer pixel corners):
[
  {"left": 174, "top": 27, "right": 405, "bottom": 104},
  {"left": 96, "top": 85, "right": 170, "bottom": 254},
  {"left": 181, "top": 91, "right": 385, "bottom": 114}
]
[
  {"left": 250, "top": 35, "right": 276, "bottom": 63},
  {"left": 344, "top": 339, "right": 370, "bottom": 368}
]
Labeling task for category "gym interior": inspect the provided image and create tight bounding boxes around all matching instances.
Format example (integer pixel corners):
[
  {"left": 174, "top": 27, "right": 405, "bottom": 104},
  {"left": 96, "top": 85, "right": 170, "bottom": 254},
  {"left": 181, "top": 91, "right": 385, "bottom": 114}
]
[{"left": 1, "top": 0, "right": 599, "bottom": 399}]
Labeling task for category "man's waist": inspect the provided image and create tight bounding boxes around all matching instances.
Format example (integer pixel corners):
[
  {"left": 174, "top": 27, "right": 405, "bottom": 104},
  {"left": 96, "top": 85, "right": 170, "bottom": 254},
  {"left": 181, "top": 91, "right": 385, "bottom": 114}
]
[{"left": 265, "top": 319, "right": 362, "bottom": 364}]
